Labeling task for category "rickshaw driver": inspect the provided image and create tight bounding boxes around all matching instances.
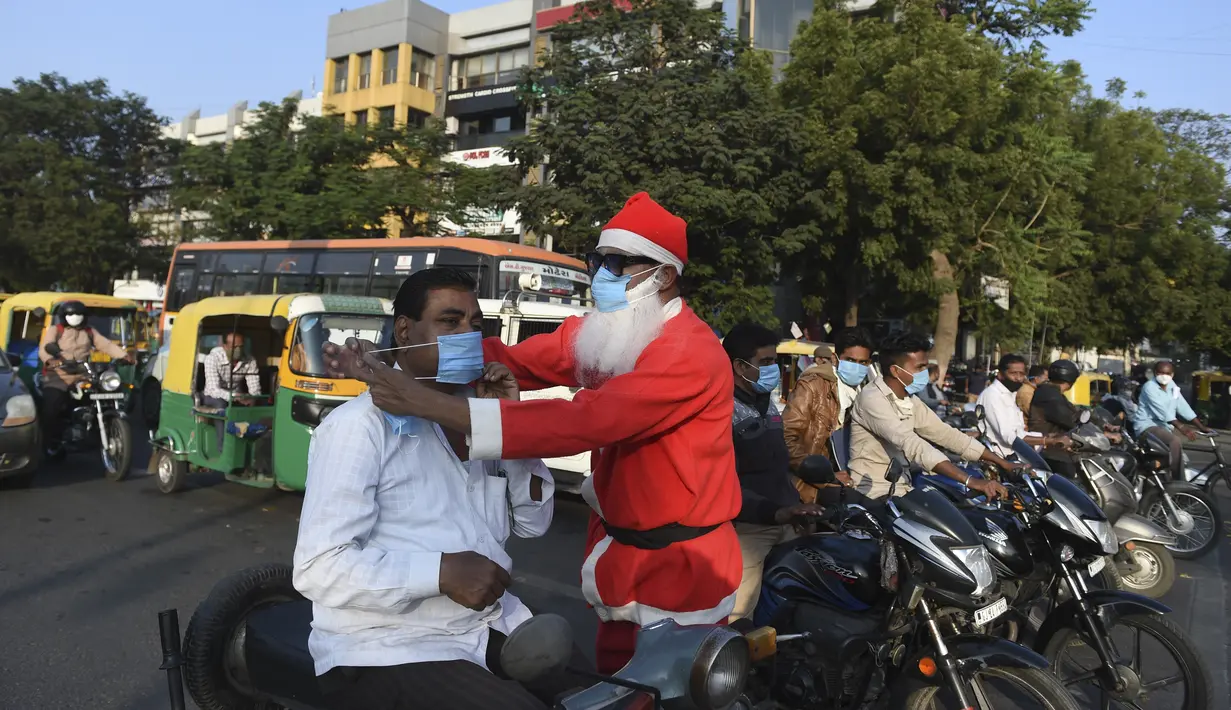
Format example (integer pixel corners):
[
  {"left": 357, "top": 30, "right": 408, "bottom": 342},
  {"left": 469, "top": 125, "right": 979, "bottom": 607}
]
[
  {"left": 294, "top": 268, "right": 570, "bottom": 710},
  {"left": 201, "top": 332, "right": 263, "bottom": 451}
]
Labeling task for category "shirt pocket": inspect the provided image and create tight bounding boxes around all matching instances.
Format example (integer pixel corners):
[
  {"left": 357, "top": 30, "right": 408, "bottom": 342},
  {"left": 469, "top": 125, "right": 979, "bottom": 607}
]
[{"left": 480, "top": 464, "right": 512, "bottom": 545}]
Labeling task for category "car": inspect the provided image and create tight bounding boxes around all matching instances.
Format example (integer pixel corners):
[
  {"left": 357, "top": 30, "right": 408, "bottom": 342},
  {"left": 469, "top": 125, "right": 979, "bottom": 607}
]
[{"left": 0, "top": 351, "right": 42, "bottom": 488}]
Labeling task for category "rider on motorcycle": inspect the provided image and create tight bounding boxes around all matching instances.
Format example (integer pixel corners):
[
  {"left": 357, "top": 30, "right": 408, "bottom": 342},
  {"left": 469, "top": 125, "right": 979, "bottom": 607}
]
[
  {"left": 1026, "top": 359, "right": 1084, "bottom": 477},
  {"left": 38, "top": 301, "right": 132, "bottom": 450}
]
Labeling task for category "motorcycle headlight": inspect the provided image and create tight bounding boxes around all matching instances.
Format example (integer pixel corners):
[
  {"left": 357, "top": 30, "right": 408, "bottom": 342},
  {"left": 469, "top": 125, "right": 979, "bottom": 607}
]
[
  {"left": 3, "top": 394, "right": 37, "bottom": 427},
  {"left": 951, "top": 546, "right": 996, "bottom": 597},
  {"left": 99, "top": 370, "right": 122, "bottom": 392},
  {"left": 1086, "top": 518, "right": 1118, "bottom": 555},
  {"left": 689, "top": 628, "right": 750, "bottom": 710}
]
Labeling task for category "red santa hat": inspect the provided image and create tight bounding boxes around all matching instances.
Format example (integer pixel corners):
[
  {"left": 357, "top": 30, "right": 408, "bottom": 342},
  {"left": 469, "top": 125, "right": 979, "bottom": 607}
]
[{"left": 597, "top": 192, "right": 688, "bottom": 274}]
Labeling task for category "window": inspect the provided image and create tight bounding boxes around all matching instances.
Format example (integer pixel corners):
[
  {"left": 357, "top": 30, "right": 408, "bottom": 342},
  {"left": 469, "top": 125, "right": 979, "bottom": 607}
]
[
  {"left": 332, "top": 57, "right": 349, "bottom": 93},
  {"left": 492, "top": 115, "right": 512, "bottom": 133},
  {"left": 213, "top": 252, "right": 263, "bottom": 297},
  {"left": 407, "top": 108, "right": 430, "bottom": 128},
  {"left": 453, "top": 110, "right": 527, "bottom": 149},
  {"left": 358, "top": 53, "right": 372, "bottom": 89},
  {"left": 291, "top": 313, "right": 393, "bottom": 377},
  {"left": 497, "top": 47, "right": 530, "bottom": 84},
  {"left": 381, "top": 46, "right": 399, "bottom": 84},
  {"left": 411, "top": 49, "right": 435, "bottom": 90},
  {"left": 261, "top": 252, "right": 317, "bottom": 293},
  {"left": 315, "top": 251, "right": 373, "bottom": 296},
  {"left": 452, "top": 47, "right": 530, "bottom": 91},
  {"left": 354, "top": 110, "right": 368, "bottom": 128},
  {"left": 377, "top": 106, "right": 396, "bottom": 127},
  {"left": 167, "top": 266, "right": 196, "bottom": 312}
]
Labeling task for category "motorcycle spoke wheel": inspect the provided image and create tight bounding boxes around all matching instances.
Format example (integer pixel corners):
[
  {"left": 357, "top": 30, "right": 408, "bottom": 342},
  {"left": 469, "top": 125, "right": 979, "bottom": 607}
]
[
  {"left": 1145, "top": 492, "right": 1220, "bottom": 558},
  {"left": 902, "top": 667, "right": 1080, "bottom": 710}
]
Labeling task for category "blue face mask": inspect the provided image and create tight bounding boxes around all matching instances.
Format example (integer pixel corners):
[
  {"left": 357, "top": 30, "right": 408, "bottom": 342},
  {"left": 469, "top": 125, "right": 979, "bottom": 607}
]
[
  {"left": 370, "top": 330, "right": 485, "bottom": 385},
  {"left": 741, "top": 361, "right": 781, "bottom": 394},
  {"left": 384, "top": 412, "right": 421, "bottom": 437},
  {"left": 836, "top": 360, "right": 869, "bottom": 387},
  {"left": 893, "top": 365, "right": 931, "bottom": 396},
  {"left": 590, "top": 265, "right": 662, "bottom": 313}
]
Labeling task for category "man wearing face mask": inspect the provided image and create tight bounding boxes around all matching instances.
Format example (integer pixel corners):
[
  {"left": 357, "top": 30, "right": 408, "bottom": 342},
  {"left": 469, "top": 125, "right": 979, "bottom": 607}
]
[
  {"left": 1131, "top": 360, "right": 1208, "bottom": 481},
  {"left": 977, "top": 354, "right": 1067, "bottom": 457},
  {"left": 293, "top": 268, "right": 568, "bottom": 710},
  {"left": 783, "top": 327, "right": 875, "bottom": 502},
  {"left": 323, "top": 192, "right": 743, "bottom": 674},
  {"left": 847, "top": 332, "right": 1014, "bottom": 500},
  {"left": 722, "top": 323, "right": 828, "bottom": 621}
]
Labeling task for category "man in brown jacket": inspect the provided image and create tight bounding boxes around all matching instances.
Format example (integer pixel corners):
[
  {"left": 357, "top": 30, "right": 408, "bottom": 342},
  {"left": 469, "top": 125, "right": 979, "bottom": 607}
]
[
  {"left": 783, "top": 327, "right": 875, "bottom": 502},
  {"left": 1017, "top": 365, "right": 1048, "bottom": 420},
  {"left": 39, "top": 300, "right": 132, "bottom": 449}
]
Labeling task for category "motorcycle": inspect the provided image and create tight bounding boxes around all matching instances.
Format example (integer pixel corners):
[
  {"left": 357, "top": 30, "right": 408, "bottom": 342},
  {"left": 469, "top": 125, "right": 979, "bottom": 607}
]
[
  {"left": 915, "top": 447, "right": 1213, "bottom": 709},
  {"left": 748, "top": 457, "right": 1079, "bottom": 710},
  {"left": 157, "top": 563, "right": 762, "bottom": 710},
  {"left": 1182, "top": 429, "right": 1231, "bottom": 496},
  {"left": 38, "top": 342, "right": 134, "bottom": 481}
]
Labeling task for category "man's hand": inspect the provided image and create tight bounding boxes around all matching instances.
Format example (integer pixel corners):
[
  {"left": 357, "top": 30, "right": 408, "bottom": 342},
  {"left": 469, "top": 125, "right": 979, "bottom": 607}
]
[
  {"left": 477, "top": 363, "right": 519, "bottom": 401},
  {"left": 835, "top": 470, "right": 852, "bottom": 486},
  {"left": 322, "top": 338, "right": 390, "bottom": 379},
  {"left": 439, "top": 551, "right": 512, "bottom": 611},
  {"left": 774, "top": 503, "right": 828, "bottom": 526},
  {"left": 1045, "top": 434, "right": 1073, "bottom": 450},
  {"left": 968, "top": 477, "right": 1009, "bottom": 500},
  {"left": 1181, "top": 425, "right": 1199, "bottom": 442}
]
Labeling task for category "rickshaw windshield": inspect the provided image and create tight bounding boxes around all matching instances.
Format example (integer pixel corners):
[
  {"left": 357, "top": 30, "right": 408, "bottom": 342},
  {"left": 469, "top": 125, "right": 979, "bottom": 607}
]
[
  {"left": 85, "top": 308, "right": 138, "bottom": 347},
  {"left": 291, "top": 313, "right": 393, "bottom": 378}
]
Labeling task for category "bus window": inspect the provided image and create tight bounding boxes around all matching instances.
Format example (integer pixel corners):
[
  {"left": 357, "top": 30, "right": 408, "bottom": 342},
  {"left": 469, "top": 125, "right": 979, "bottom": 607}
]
[
  {"left": 497, "top": 258, "right": 589, "bottom": 301},
  {"left": 194, "top": 274, "right": 216, "bottom": 302},
  {"left": 262, "top": 252, "right": 317, "bottom": 294},
  {"left": 167, "top": 266, "right": 196, "bottom": 312},
  {"left": 214, "top": 252, "right": 264, "bottom": 296},
  {"left": 316, "top": 252, "right": 372, "bottom": 296},
  {"left": 370, "top": 252, "right": 428, "bottom": 299}
]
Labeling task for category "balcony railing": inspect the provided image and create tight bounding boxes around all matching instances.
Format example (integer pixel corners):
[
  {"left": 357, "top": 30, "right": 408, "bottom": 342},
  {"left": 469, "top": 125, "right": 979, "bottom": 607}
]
[
  {"left": 358, "top": 73, "right": 371, "bottom": 89},
  {"left": 381, "top": 68, "right": 397, "bottom": 85}
]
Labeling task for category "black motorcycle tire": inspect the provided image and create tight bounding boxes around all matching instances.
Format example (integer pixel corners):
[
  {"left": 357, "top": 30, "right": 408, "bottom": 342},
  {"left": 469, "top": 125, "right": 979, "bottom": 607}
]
[
  {"left": 902, "top": 666, "right": 1080, "bottom": 710},
  {"left": 1044, "top": 611, "right": 1212, "bottom": 710},
  {"left": 1117, "top": 541, "right": 1176, "bottom": 599},
  {"left": 1140, "top": 487, "right": 1222, "bottom": 560},
  {"left": 183, "top": 563, "right": 304, "bottom": 710},
  {"left": 103, "top": 416, "right": 132, "bottom": 482}
]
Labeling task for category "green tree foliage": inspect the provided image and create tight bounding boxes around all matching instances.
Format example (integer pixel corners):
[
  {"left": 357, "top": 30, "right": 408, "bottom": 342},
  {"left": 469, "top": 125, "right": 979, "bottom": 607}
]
[
  {"left": 0, "top": 73, "right": 175, "bottom": 292},
  {"left": 503, "top": 0, "right": 809, "bottom": 330},
  {"left": 172, "top": 100, "right": 486, "bottom": 240},
  {"left": 936, "top": 0, "right": 1092, "bottom": 46},
  {"left": 780, "top": 1, "right": 1087, "bottom": 375}
]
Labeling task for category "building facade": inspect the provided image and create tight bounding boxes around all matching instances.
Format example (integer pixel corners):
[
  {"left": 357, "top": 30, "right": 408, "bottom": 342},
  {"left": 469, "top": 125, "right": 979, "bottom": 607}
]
[{"left": 163, "top": 91, "right": 323, "bottom": 145}]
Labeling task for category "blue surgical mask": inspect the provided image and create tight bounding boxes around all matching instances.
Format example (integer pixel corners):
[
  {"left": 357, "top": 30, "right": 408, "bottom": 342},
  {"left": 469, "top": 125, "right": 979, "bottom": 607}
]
[
  {"left": 384, "top": 412, "right": 421, "bottom": 437},
  {"left": 836, "top": 360, "right": 868, "bottom": 387},
  {"left": 741, "top": 361, "right": 780, "bottom": 394},
  {"left": 370, "top": 330, "right": 485, "bottom": 385},
  {"left": 893, "top": 365, "right": 930, "bottom": 396},
  {"left": 590, "top": 265, "right": 662, "bottom": 313}
]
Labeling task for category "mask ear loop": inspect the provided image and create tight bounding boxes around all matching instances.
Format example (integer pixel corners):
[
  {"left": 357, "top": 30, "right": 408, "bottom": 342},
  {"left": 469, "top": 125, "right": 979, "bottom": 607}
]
[
  {"left": 625, "top": 265, "right": 667, "bottom": 307},
  {"left": 365, "top": 341, "right": 446, "bottom": 381}
]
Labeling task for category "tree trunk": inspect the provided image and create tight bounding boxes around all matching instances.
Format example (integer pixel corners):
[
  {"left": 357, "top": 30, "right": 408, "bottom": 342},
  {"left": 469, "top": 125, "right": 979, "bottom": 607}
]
[
  {"left": 843, "top": 274, "right": 860, "bottom": 327},
  {"left": 931, "top": 249, "right": 960, "bottom": 384}
]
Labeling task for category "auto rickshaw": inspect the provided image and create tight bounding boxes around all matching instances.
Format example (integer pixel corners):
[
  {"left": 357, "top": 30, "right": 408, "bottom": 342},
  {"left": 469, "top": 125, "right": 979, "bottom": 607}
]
[
  {"left": 1191, "top": 370, "right": 1231, "bottom": 429},
  {"left": 1063, "top": 371, "right": 1113, "bottom": 407},
  {"left": 149, "top": 294, "right": 393, "bottom": 494},
  {"left": 776, "top": 339, "right": 834, "bottom": 406},
  {"left": 0, "top": 292, "right": 143, "bottom": 396}
]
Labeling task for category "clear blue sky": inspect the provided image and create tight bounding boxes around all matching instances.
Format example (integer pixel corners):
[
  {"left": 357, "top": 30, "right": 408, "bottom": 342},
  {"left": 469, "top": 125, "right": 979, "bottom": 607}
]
[{"left": 1, "top": 0, "right": 1228, "bottom": 121}]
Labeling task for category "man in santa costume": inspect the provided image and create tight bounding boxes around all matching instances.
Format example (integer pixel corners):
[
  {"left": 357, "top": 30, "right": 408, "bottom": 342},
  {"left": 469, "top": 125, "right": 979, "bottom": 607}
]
[{"left": 325, "top": 192, "right": 743, "bottom": 673}]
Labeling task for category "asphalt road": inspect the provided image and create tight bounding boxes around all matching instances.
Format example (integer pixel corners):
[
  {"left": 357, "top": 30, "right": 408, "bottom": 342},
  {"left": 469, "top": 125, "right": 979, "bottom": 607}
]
[{"left": 1, "top": 435, "right": 1229, "bottom": 710}]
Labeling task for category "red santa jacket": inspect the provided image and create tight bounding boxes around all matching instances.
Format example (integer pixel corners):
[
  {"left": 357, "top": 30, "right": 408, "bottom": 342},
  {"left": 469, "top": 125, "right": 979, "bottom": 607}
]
[{"left": 472, "top": 301, "right": 742, "bottom": 625}]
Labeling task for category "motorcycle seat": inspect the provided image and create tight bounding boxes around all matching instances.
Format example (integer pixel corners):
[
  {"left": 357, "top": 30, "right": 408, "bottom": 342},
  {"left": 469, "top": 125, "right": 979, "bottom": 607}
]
[{"left": 243, "top": 599, "right": 326, "bottom": 706}]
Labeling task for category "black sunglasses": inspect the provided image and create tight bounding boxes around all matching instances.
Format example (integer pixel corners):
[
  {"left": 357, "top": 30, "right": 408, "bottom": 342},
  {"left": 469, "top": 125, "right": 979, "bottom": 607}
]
[{"left": 585, "top": 251, "right": 657, "bottom": 277}]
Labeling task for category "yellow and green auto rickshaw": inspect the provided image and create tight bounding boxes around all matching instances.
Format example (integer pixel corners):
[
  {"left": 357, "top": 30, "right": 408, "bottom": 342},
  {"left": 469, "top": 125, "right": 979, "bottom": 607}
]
[
  {"left": 776, "top": 339, "right": 834, "bottom": 406},
  {"left": 149, "top": 294, "right": 393, "bottom": 494},
  {"left": 1191, "top": 370, "right": 1231, "bottom": 429},
  {"left": 0, "top": 292, "right": 143, "bottom": 396},
  {"left": 1063, "top": 371, "right": 1113, "bottom": 407}
]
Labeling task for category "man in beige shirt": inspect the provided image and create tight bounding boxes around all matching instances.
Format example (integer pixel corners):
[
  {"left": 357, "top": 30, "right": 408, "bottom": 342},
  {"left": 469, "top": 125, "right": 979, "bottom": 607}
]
[
  {"left": 39, "top": 300, "right": 132, "bottom": 449},
  {"left": 848, "top": 332, "right": 1015, "bottom": 500}
]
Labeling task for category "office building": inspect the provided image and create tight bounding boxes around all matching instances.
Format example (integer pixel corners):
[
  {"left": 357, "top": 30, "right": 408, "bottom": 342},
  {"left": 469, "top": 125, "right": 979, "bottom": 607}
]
[{"left": 163, "top": 91, "right": 323, "bottom": 145}]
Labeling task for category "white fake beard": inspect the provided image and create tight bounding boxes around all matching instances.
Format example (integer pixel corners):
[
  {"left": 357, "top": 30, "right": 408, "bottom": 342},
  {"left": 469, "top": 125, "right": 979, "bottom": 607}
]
[{"left": 573, "top": 280, "right": 668, "bottom": 387}]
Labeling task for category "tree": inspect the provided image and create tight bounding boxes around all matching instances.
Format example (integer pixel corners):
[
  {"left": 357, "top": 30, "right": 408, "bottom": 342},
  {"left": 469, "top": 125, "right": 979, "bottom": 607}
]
[
  {"left": 503, "top": 0, "right": 810, "bottom": 331},
  {"left": 779, "top": 1, "right": 1087, "bottom": 377},
  {"left": 936, "top": 0, "right": 1092, "bottom": 46},
  {"left": 171, "top": 100, "right": 481, "bottom": 241},
  {"left": 0, "top": 73, "right": 175, "bottom": 292}
]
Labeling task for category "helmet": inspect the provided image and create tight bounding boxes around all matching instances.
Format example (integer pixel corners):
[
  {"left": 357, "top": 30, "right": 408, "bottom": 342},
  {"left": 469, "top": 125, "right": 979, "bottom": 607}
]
[
  {"left": 1047, "top": 359, "right": 1081, "bottom": 385},
  {"left": 60, "top": 300, "right": 88, "bottom": 328}
]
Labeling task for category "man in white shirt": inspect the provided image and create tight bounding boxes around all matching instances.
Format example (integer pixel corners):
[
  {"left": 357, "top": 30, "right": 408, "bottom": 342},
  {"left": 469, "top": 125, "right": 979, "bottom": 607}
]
[
  {"left": 293, "top": 268, "right": 563, "bottom": 710},
  {"left": 976, "top": 354, "right": 1065, "bottom": 457}
]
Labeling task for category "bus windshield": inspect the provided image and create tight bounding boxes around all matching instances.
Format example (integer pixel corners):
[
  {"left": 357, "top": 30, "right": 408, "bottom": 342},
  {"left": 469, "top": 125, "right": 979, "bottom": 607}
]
[{"left": 290, "top": 313, "right": 393, "bottom": 378}]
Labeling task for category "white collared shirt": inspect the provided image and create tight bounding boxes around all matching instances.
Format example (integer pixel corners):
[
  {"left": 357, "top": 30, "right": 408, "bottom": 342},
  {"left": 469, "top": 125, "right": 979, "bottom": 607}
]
[
  {"left": 293, "top": 392, "right": 555, "bottom": 675},
  {"left": 976, "top": 378, "right": 1027, "bottom": 457},
  {"left": 836, "top": 379, "right": 861, "bottom": 428}
]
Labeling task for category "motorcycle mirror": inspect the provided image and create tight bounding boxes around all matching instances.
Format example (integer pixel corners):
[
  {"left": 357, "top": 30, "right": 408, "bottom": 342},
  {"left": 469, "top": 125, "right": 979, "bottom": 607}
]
[
  {"left": 1079, "top": 409, "right": 1092, "bottom": 425},
  {"left": 974, "top": 404, "right": 986, "bottom": 421},
  {"left": 498, "top": 614, "right": 574, "bottom": 684},
  {"left": 32, "top": 307, "right": 46, "bottom": 320},
  {"left": 44, "top": 342, "right": 62, "bottom": 357},
  {"left": 797, "top": 455, "right": 837, "bottom": 486}
]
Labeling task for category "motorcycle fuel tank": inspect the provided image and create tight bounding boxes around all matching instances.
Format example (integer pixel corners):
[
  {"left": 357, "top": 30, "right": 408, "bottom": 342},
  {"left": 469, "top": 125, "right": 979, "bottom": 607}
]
[
  {"left": 961, "top": 506, "right": 1034, "bottom": 578},
  {"left": 755, "top": 532, "right": 885, "bottom": 629}
]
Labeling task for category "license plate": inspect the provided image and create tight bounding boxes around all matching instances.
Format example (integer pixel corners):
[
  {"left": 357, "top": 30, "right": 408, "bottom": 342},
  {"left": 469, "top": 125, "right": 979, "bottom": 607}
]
[
  {"left": 91, "top": 393, "right": 125, "bottom": 400},
  {"left": 973, "top": 597, "right": 1009, "bottom": 627},
  {"left": 1088, "top": 556, "right": 1106, "bottom": 577}
]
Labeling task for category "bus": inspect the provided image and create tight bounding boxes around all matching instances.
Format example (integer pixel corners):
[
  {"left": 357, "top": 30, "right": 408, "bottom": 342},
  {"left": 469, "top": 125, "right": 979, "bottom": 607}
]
[{"left": 143, "top": 237, "right": 596, "bottom": 491}]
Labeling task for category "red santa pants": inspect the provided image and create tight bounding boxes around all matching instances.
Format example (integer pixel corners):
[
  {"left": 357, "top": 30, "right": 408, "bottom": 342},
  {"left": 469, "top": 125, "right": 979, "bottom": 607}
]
[{"left": 595, "top": 618, "right": 730, "bottom": 674}]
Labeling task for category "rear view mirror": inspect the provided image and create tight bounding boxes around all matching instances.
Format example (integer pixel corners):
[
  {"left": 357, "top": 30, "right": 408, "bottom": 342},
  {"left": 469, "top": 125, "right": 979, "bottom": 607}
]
[
  {"left": 44, "top": 342, "right": 62, "bottom": 358},
  {"left": 974, "top": 404, "right": 985, "bottom": 421},
  {"left": 797, "top": 455, "right": 837, "bottom": 485},
  {"left": 1079, "top": 409, "right": 1092, "bottom": 424},
  {"left": 32, "top": 307, "right": 46, "bottom": 320},
  {"left": 270, "top": 315, "right": 289, "bottom": 333},
  {"left": 498, "top": 614, "right": 574, "bottom": 684}
]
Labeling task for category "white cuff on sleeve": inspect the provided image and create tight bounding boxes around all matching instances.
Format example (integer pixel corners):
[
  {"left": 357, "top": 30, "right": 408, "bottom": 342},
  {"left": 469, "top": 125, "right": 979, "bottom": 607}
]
[
  {"left": 406, "top": 551, "right": 443, "bottom": 599},
  {"left": 467, "top": 398, "right": 504, "bottom": 460}
]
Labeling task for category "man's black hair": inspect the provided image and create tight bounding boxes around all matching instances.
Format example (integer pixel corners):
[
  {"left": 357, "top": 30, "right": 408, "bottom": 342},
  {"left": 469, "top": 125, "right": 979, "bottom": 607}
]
[
  {"left": 998, "top": 354, "right": 1027, "bottom": 372},
  {"left": 1153, "top": 360, "right": 1174, "bottom": 374},
  {"left": 877, "top": 331, "right": 933, "bottom": 372},
  {"left": 1028, "top": 364, "right": 1047, "bottom": 378},
  {"left": 833, "top": 326, "right": 875, "bottom": 356},
  {"left": 722, "top": 323, "right": 779, "bottom": 363},
  {"left": 393, "top": 267, "right": 477, "bottom": 320}
]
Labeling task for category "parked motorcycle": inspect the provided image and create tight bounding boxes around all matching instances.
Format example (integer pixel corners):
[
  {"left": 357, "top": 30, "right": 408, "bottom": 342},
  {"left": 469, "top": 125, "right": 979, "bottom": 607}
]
[
  {"left": 1182, "top": 429, "right": 1231, "bottom": 496},
  {"left": 38, "top": 342, "right": 133, "bottom": 481},
  {"left": 1116, "top": 429, "right": 1222, "bottom": 560},
  {"left": 916, "top": 447, "right": 1213, "bottom": 709},
  {"left": 749, "top": 458, "right": 1079, "bottom": 710}
]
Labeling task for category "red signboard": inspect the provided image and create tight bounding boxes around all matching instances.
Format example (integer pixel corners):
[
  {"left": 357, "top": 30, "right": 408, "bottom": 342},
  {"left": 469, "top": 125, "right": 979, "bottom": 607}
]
[{"left": 535, "top": 0, "right": 632, "bottom": 31}]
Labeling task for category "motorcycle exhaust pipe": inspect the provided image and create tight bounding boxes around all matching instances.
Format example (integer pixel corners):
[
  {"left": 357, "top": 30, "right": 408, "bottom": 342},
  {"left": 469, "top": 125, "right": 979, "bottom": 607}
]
[{"left": 158, "top": 609, "right": 187, "bottom": 710}]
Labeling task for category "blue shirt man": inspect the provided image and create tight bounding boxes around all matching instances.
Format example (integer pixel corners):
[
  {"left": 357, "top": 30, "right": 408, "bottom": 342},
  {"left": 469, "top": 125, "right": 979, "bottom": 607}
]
[{"left": 1130, "top": 361, "right": 1206, "bottom": 479}]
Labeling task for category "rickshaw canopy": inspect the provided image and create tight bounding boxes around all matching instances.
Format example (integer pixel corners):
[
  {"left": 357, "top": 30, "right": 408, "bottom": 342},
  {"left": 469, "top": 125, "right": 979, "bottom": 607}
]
[
  {"left": 777, "top": 339, "right": 833, "bottom": 357},
  {"left": 0, "top": 291, "right": 141, "bottom": 350}
]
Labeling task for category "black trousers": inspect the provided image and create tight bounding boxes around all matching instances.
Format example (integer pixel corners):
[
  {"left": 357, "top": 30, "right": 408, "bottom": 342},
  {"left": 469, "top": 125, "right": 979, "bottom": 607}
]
[
  {"left": 39, "top": 386, "right": 71, "bottom": 447},
  {"left": 318, "top": 633, "right": 591, "bottom": 710},
  {"left": 1042, "top": 450, "right": 1078, "bottom": 479}
]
